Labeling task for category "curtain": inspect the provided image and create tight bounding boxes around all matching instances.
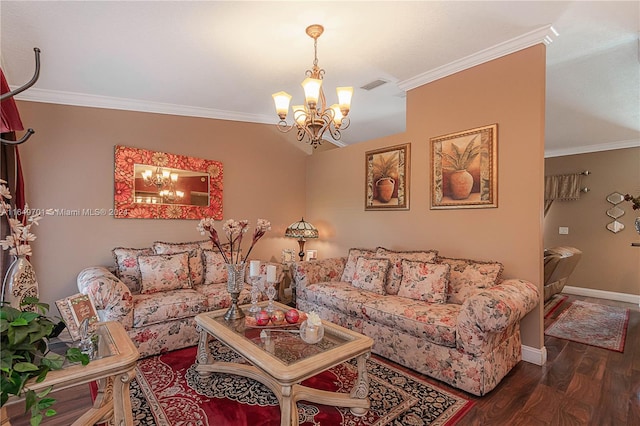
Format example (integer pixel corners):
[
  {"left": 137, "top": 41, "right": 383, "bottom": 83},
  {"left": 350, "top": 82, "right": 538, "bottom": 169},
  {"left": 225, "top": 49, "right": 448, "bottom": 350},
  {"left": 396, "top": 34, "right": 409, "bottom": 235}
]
[
  {"left": 1, "top": 67, "right": 27, "bottom": 287},
  {"left": 544, "top": 173, "right": 582, "bottom": 216}
]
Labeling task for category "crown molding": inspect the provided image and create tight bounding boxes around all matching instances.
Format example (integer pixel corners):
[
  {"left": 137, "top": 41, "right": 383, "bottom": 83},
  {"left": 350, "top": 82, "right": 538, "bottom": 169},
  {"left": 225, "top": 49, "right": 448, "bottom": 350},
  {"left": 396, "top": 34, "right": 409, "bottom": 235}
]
[
  {"left": 544, "top": 139, "right": 640, "bottom": 158},
  {"left": 12, "top": 87, "right": 275, "bottom": 125},
  {"left": 398, "top": 25, "right": 557, "bottom": 91}
]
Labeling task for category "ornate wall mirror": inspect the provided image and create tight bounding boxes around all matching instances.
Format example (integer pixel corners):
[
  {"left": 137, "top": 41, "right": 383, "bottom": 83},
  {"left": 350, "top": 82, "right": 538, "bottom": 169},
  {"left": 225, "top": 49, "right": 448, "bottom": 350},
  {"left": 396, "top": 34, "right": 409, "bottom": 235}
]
[{"left": 114, "top": 145, "right": 223, "bottom": 219}]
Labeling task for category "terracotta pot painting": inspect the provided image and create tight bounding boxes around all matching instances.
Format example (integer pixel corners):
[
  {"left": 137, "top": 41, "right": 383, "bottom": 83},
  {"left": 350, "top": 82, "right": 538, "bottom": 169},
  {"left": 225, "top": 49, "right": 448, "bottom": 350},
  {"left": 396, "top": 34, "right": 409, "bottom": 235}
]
[
  {"left": 431, "top": 124, "right": 498, "bottom": 209},
  {"left": 365, "top": 144, "right": 410, "bottom": 211}
]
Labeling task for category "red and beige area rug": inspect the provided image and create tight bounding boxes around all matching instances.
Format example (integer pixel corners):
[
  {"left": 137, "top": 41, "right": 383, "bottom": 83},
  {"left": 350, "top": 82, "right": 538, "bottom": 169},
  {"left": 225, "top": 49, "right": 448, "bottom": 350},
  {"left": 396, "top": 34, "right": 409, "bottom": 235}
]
[
  {"left": 128, "top": 340, "right": 474, "bottom": 425},
  {"left": 545, "top": 300, "right": 630, "bottom": 352}
]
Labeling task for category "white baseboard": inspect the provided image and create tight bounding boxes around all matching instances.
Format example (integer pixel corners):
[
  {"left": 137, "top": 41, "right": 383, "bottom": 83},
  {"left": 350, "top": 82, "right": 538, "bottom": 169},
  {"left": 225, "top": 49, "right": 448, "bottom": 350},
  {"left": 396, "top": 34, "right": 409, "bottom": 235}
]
[
  {"left": 521, "top": 344, "right": 547, "bottom": 366},
  {"left": 563, "top": 286, "right": 640, "bottom": 306}
]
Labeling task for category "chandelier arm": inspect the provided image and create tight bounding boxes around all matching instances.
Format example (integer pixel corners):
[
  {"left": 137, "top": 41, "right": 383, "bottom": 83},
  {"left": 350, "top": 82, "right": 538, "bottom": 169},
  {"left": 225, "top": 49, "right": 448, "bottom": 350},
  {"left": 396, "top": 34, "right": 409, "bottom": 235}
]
[{"left": 276, "top": 120, "right": 294, "bottom": 134}]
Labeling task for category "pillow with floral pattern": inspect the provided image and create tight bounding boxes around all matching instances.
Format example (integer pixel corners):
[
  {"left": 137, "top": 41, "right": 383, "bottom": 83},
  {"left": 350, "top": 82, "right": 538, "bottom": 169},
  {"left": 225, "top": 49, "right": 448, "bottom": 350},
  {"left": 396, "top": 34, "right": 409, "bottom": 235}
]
[
  {"left": 438, "top": 257, "right": 503, "bottom": 304},
  {"left": 153, "top": 240, "right": 215, "bottom": 286},
  {"left": 398, "top": 260, "right": 450, "bottom": 303},
  {"left": 138, "top": 251, "right": 192, "bottom": 294},
  {"left": 350, "top": 257, "right": 390, "bottom": 295},
  {"left": 112, "top": 247, "right": 154, "bottom": 294},
  {"left": 341, "top": 248, "right": 376, "bottom": 282},
  {"left": 202, "top": 249, "right": 230, "bottom": 285},
  {"left": 375, "top": 247, "right": 439, "bottom": 295}
]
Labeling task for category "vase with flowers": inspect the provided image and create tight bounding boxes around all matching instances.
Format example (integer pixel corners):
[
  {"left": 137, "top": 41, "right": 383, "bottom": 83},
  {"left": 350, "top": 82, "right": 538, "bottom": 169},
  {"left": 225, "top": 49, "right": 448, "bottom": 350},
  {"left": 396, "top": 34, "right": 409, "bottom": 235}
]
[
  {"left": 624, "top": 194, "right": 640, "bottom": 234},
  {"left": 197, "top": 218, "right": 271, "bottom": 320},
  {"left": 0, "top": 179, "right": 44, "bottom": 310}
]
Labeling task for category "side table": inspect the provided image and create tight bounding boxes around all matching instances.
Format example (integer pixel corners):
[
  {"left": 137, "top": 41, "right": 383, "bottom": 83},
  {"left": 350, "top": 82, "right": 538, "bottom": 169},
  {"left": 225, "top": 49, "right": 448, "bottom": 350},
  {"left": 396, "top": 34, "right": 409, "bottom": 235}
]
[{"left": 1, "top": 321, "right": 139, "bottom": 426}]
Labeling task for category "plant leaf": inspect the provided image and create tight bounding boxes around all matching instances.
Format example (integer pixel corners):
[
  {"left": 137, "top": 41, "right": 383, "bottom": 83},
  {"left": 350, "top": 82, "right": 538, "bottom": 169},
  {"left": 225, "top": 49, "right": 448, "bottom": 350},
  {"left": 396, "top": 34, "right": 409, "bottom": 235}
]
[{"left": 13, "top": 362, "right": 39, "bottom": 373}]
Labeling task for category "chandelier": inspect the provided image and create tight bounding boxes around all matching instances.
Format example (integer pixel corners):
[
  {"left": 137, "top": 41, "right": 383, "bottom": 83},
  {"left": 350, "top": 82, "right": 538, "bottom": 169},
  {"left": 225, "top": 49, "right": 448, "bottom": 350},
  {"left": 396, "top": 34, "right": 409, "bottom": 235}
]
[
  {"left": 141, "top": 167, "right": 184, "bottom": 203},
  {"left": 272, "top": 24, "right": 353, "bottom": 148},
  {"left": 142, "top": 167, "right": 177, "bottom": 190}
]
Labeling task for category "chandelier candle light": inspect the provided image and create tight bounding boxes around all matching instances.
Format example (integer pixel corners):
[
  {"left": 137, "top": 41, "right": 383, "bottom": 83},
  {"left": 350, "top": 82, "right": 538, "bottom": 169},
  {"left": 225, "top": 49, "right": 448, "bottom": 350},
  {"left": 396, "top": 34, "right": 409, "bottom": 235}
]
[
  {"left": 272, "top": 24, "right": 353, "bottom": 148},
  {"left": 197, "top": 218, "right": 271, "bottom": 321}
]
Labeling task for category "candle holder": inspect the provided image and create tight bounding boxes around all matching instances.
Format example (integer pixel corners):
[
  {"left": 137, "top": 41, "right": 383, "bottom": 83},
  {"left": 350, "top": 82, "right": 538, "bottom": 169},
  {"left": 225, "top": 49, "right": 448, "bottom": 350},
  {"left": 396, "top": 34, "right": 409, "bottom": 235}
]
[
  {"left": 265, "top": 279, "right": 277, "bottom": 314},
  {"left": 249, "top": 276, "right": 263, "bottom": 314}
]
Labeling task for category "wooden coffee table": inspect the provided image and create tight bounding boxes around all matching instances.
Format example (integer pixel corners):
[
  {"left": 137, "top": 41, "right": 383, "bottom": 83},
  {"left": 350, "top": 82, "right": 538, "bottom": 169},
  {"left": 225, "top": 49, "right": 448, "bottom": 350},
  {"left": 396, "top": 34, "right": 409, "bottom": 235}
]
[{"left": 194, "top": 301, "right": 373, "bottom": 426}]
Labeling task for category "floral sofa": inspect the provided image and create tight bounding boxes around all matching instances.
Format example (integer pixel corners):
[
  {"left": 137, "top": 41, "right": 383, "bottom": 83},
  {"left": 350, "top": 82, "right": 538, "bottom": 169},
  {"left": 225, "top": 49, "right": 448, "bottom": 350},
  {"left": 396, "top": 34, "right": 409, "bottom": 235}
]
[
  {"left": 77, "top": 240, "right": 283, "bottom": 358},
  {"left": 292, "top": 247, "right": 539, "bottom": 396}
]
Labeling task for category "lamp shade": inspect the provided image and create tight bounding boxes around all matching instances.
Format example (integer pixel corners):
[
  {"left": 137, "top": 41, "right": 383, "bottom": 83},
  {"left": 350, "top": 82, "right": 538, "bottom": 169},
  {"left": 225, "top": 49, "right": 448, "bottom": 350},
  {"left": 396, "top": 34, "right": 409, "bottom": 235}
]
[{"left": 285, "top": 217, "right": 319, "bottom": 240}]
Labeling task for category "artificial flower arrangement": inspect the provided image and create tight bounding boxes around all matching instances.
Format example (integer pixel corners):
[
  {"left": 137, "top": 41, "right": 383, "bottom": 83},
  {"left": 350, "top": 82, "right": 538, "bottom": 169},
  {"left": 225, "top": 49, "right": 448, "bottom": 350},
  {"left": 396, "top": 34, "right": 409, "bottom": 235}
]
[
  {"left": 197, "top": 218, "right": 271, "bottom": 264},
  {"left": 624, "top": 194, "right": 640, "bottom": 210},
  {"left": 0, "top": 179, "right": 44, "bottom": 256}
]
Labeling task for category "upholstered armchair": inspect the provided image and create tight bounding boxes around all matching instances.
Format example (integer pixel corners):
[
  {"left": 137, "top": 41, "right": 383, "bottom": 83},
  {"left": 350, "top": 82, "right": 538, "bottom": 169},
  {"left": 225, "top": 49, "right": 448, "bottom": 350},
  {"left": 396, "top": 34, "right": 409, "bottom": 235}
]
[{"left": 543, "top": 246, "right": 582, "bottom": 301}]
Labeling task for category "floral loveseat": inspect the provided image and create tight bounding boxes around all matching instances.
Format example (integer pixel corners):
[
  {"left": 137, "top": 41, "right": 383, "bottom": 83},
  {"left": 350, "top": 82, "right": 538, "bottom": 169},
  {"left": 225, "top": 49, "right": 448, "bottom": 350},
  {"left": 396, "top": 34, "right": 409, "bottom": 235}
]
[
  {"left": 77, "top": 240, "right": 282, "bottom": 358},
  {"left": 292, "top": 247, "right": 539, "bottom": 396}
]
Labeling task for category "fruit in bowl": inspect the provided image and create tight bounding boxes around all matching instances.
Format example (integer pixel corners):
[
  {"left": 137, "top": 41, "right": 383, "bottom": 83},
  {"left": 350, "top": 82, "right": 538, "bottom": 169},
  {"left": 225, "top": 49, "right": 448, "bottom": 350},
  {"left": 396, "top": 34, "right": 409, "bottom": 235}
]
[
  {"left": 285, "top": 308, "right": 300, "bottom": 324},
  {"left": 270, "top": 309, "right": 285, "bottom": 324},
  {"left": 255, "top": 310, "right": 270, "bottom": 326}
]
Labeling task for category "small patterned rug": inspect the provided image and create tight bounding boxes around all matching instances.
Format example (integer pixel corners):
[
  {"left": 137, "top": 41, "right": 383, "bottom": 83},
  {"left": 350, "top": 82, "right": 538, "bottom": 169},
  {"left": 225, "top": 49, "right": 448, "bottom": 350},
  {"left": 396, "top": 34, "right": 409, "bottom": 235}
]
[
  {"left": 545, "top": 300, "right": 629, "bottom": 352},
  {"left": 128, "top": 340, "right": 474, "bottom": 425}
]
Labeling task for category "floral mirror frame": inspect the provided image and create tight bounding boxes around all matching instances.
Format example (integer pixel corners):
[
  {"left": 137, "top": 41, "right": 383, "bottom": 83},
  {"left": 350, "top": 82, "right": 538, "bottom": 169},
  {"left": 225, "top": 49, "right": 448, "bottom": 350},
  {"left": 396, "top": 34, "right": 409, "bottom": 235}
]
[{"left": 114, "top": 145, "right": 223, "bottom": 219}]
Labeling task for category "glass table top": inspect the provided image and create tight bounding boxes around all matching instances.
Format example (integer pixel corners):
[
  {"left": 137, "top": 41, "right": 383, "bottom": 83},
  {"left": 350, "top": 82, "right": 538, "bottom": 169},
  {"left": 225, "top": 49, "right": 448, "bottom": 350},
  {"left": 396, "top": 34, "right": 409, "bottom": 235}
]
[{"left": 210, "top": 308, "right": 354, "bottom": 366}]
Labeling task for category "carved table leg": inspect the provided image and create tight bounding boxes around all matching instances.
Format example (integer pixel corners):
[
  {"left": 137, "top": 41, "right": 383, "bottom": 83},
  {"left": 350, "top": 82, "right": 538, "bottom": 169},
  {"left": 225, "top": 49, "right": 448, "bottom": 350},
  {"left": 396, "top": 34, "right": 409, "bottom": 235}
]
[
  {"left": 349, "top": 352, "right": 370, "bottom": 416},
  {"left": 112, "top": 368, "right": 136, "bottom": 426},
  {"left": 195, "top": 325, "right": 213, "bottom": 377},
  {"left": 280, "top": 385, "right": 294, "bottom": 426}
]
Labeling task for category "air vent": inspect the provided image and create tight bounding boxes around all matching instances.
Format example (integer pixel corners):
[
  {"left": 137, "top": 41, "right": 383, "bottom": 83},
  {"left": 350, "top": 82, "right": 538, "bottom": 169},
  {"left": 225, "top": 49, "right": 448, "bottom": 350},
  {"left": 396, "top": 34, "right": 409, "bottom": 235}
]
[{"left": 360, "top": 79, "right": 389, "bottom": 91}]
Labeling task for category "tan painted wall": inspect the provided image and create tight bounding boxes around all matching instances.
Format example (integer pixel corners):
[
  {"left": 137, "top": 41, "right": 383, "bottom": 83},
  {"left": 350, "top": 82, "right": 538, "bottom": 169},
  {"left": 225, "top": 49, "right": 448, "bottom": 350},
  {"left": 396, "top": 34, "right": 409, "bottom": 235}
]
[
  {"left": 304, "top": 46, "right": 546, "bottom": 349},
  {"left": 544, "top": 147, "right": 640, "bottom": 296},
  {"left": 13, "top": 101, "right": 310, "bottom": 310},
  {"left": 11, "top": 45, "right": 546, "bottom": 351}
]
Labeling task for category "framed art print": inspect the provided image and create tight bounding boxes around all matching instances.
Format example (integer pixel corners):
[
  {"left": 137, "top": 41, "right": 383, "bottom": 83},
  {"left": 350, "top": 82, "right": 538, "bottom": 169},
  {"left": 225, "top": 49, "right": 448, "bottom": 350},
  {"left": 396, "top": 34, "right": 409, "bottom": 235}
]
[
  {"left": 55, "top": 293, "right": 99, "bottom": 341},
  {"left": 365, "top": 143, "right": 410, "bottom": 211},
  {"left": 430, "top": 124, "right": 497, "bottom": 209}
]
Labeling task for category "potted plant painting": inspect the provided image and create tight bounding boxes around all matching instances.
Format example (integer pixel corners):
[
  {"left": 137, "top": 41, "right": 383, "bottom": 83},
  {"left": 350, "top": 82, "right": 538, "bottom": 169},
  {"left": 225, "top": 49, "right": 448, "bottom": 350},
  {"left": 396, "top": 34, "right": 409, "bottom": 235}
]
[
  {"left": 441, "top": 135, "right": 480, "bottom": 200},
  {"left": 372, "top": 151, "right": 399, "bottom": 203},
  {"left": 0, "top": 297, "right": 89, "bottom": 426}
]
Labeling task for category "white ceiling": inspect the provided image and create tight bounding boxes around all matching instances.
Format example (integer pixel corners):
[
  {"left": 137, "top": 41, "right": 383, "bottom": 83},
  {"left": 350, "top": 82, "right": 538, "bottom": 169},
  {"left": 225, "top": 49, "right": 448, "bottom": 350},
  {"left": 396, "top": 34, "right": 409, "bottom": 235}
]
[{"left": 1, "top": 1, "right": 638, "bottom": 156}]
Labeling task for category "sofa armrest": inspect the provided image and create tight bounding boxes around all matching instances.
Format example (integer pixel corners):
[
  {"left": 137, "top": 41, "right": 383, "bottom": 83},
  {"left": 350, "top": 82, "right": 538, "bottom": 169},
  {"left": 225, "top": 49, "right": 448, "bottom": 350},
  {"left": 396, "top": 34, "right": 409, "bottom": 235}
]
[
  {"left": 456, "top": 279, "right": 539, "bottom": 355},
  {"left": 77, "top": 267, "right": 134, "bottom": 330},
  {"left": 291, "top": 257, "right": 346, "bottom": 292}
]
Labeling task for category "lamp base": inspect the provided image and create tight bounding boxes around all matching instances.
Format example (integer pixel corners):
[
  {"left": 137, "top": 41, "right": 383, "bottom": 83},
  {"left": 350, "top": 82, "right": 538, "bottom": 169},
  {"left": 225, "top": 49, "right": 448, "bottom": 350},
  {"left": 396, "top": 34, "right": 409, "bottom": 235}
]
[{"left": 297, "top": 239, "right": 306, "bottom": 261}]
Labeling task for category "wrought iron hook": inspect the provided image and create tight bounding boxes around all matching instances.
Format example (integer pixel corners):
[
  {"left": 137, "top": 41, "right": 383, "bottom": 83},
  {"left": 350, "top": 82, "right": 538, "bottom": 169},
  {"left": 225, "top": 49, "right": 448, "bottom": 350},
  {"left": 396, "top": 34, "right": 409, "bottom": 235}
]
[
  {"left": 1, "top": 47, "right": 41, "bottom": 101},
  {"left": 1, "top": 47, "right": 40, "bottom": 145}
]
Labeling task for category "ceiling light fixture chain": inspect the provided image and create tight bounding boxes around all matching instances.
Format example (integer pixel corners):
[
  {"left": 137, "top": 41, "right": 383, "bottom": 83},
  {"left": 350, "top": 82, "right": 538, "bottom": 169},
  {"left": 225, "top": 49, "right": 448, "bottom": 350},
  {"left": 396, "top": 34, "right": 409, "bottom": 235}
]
[{"left": 272, "top": 24, "right": 353, "bottom": 148}]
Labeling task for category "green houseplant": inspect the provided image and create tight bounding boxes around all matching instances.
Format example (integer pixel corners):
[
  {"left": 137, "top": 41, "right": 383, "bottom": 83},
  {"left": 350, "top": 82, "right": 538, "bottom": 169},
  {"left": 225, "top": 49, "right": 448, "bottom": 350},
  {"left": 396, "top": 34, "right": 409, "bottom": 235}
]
[{"left": 0, "top": 297, "right": 89, "bottom": 426}]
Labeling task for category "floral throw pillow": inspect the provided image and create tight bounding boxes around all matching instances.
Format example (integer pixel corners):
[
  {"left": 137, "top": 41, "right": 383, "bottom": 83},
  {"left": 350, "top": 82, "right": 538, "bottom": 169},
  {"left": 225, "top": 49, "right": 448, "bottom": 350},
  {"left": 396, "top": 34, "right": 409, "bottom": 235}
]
[
  {"left": 375, "top": 247, "right": 439, "bottom": 295},
  {"left": 439, "top": 257, "right": 504, "bottom": 304},
  {"left": 341, "top": 248, "right": 376, "bottom": 283},
  {"left": 112, "top": 247, "right": 154, "bottom": 294},
  {"left": 153, "top": 240, "right": 214, "bottom": 286},
  {"left": 138, "top": 251, "right": 192, "bottom": 294},
  {"left": 202, "top": 249, "right": 229, "bottom": 285},
  {"left": 398, "top": 260, "right": 450, "bottom": 303},
  {"left": 350, "top": 257, "right": 389, "bottom": 295}
]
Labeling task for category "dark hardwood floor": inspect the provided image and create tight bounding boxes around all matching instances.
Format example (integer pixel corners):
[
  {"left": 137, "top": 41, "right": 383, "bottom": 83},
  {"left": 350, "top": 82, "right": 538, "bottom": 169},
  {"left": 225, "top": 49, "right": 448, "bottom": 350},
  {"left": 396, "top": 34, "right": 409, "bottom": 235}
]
[
  {"left": 457, "top": 294, "right": 640, "bottom": 426},
  {"left": 4, "top": 294, "right": 639, "bottom": 425}
]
